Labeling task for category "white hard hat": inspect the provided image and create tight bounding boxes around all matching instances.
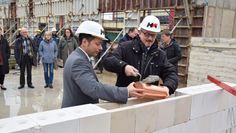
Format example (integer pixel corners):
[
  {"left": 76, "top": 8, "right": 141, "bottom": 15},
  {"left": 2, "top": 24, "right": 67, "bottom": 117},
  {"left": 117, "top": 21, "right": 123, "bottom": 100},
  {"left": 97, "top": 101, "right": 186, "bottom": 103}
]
[
  {"left": 51, "top": 28, "right": 57, "bottom": 32},
  {"left": 76, "top": 21, "right": 107, "bottom": 40},
  {"left": 139, "top": 15, "right": 161, "bottom": 33}
]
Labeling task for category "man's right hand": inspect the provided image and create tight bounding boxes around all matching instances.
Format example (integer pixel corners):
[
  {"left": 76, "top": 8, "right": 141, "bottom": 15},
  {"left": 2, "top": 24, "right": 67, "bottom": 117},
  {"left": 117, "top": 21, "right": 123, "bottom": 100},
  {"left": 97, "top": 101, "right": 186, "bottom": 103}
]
[
  {"left": 127, "top": 82, "right": 144, "bottom": 98},
  {"left": 124, "top": 65, "right": 139, "bottom": 77}
]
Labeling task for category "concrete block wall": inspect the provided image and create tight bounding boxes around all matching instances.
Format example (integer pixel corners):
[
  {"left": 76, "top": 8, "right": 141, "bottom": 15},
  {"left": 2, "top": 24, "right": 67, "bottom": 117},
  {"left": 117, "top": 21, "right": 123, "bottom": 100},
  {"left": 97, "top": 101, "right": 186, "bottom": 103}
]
[
  {"left": 188, "top": 37, "right": 236, "bottom": 86},
  {"left": 0, "top": 83, "right": 235, "bottom": 133},
  {"left": 0, "top": 104, "right": 111, "bottom": 133},
  {"left": 154, "top": 83, "right": 236, "bottom": 133}
]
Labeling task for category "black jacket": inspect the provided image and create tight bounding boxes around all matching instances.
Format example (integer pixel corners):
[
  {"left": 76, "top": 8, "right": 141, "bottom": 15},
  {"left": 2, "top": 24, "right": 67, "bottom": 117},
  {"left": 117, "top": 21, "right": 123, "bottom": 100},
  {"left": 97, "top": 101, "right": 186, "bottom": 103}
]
[
  {"left": 103, "top": 37, "right": 178, "bottom": 95},
  {"left": 119, "top": 33, "right": 133, "bottom": 44},
  {"left": 160, "top": 39, "right": 182, "bottom": 67},
  {"left": 0, "top": 35, "right": 10, "bottom": 75},
  {"left": 14, "top": 37, "right": 36, "bottom": 66}
]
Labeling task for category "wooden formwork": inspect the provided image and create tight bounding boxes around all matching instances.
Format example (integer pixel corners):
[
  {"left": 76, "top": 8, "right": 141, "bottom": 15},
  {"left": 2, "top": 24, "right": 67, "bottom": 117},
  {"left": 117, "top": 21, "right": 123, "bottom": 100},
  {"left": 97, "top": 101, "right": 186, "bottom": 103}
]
[{"left": 173, "top": 3, "right": 205, "bottom": 87}]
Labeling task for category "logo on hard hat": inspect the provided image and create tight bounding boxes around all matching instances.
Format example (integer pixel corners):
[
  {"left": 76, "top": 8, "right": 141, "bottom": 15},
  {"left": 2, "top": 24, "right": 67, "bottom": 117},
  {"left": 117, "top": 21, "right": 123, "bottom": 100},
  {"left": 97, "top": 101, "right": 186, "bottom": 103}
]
[{"left": 147, "top": 22, "right": 158, "bottom": 28}]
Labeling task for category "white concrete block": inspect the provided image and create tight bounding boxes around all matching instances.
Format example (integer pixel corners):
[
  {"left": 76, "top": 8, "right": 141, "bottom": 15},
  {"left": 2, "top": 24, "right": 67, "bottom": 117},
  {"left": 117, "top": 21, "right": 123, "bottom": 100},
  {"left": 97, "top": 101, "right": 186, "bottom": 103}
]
[
  {"left": 28, "top": 109, "right": 78, "bottom": 133},
  {"left": 0, "top": 115, "right": 38, "bottom": 133},
  {"left": 176, "top": 83, "right": 236, "bottom": 119},
  {"left": 133, "top": 94, "right": 192, "bottom": 133},
  {"left": 63, "top": 104, "right": 111, "bottom": 133},
  {"left": 184, "top": 115, "right": 212, "bottom": 133},
  {"left": 134, "top": 97, "right": 178, "bottom": 133},
  {"left": 210, "top": 109, "right": 229, "bottom": 133},
  {"left": 174, "top": 95, "right": 192, "bottom": 125},
  {"left": 78, "top": 114, "right": 111, "bottom": 133},
  {"left": 134, "top": 101, "right": 160, "bottom": 133},
  {"left": 155, "top": 99, "right": 175, "bottom": 130},
  {"left": 184, "top": 108, "right": 236, "bottom": 133},
  {"left": 109, "top": 106, "right": 135, "bottom": 133},
  {"left": 63, "top": 104, "right": 108, "bottom": 118}
]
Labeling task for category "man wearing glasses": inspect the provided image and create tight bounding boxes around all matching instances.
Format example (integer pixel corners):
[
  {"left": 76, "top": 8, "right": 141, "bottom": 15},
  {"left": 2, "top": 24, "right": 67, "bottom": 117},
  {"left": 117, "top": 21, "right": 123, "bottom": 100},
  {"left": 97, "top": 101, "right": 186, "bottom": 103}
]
[
  {"left": 14, "top": 28, "right": 37, "bottom": 89},
  {"left": 103, "top": 15, "right": 178, "bottom": 96}
]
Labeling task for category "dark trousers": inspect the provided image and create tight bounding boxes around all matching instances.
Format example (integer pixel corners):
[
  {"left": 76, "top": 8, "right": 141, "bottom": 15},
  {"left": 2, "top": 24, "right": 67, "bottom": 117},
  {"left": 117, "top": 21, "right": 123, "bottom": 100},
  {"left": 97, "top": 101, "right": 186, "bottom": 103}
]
[
  {"left": 0, "top": 74, "right": 5, "bottom": 85},
  {"left": 20, "top": 55, "right": 32, "bottom": 86}
]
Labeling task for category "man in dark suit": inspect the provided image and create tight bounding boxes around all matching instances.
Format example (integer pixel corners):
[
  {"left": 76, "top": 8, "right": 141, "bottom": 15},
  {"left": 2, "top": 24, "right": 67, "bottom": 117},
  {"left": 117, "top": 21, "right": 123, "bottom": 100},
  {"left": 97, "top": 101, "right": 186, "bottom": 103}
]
[
  {"left": 119, "top": 27, "right": 138, "bottom": 44},
  {"left": 62, "top": 21, "right": 144, "bottom": 107},
  {"left": 14, "top": 28, "right": 36, "bottom": 89}
]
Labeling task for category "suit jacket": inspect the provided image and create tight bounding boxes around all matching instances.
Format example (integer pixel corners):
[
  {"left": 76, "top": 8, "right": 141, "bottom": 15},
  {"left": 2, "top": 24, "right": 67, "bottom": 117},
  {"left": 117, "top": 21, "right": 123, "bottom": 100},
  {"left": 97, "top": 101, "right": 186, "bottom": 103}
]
[{"left": 61, "top": 47, "right": 128, "bottom": 108}]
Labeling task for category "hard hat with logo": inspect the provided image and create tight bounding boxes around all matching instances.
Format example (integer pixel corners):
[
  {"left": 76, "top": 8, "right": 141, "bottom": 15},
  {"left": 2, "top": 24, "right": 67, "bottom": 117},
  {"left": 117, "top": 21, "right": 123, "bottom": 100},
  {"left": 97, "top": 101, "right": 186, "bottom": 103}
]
[
  {"left": 75, "top": 21, "right": 107, "bottom": 40},
  {"left": 51, "top": 28, "right": 57, "bottom": 32},
  {"left": 139, "top": 15, "right": 161, "bottom": 33}
]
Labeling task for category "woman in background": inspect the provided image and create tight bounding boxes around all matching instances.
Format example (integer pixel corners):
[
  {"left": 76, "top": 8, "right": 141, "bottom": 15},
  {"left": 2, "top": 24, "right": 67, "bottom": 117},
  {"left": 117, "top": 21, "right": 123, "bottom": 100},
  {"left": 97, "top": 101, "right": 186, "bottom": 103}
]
[
  {"left": 39, "top": 31, "right": 58, "bottom": 88},
  {"left": 58, "top": 28, "right": 78, "bottom": 67},
  {"left": 0, "top": 27, "right": 10, "bottom": 90}
]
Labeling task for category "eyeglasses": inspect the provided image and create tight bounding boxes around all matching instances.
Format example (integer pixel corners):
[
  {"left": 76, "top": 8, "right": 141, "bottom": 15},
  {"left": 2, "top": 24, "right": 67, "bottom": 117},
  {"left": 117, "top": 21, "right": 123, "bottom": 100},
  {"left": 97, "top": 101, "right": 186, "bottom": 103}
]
[{"left": 140, "top": 30, "right": 157, "bottom": 39}]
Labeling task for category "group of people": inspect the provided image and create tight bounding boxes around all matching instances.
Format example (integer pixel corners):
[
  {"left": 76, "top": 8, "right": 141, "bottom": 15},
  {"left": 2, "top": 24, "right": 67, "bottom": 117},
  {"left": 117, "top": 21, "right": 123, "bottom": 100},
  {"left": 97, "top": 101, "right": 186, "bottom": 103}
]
[
  {"left": 0, "top": 15, "right": 182, "bottom": 109},
  {"left": 13, "top": 27, "right": 78, "bottom": 90},
  {"left": 62, "top": 15, "right": 182, "bottom": 107}
]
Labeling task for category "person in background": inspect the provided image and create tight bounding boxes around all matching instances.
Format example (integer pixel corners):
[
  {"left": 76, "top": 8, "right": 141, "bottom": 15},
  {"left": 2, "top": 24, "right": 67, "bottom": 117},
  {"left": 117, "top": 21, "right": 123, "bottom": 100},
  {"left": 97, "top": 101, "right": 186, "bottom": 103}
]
[
  {"left": 14, "top": 28, "right": 36, "bottom": 89},
  {"left": 119, "top": 27, "right": 138, "bottom": 44},
  {"left": 58, "top": 28, "right": 78, "bottom": 67},
  {"left": 160, "top": 29, "right": 182, "bottom": 71},
  {"left": 103, "top": 15, "right": 178, "bottom": 95},
  {"left": 62, "top": 21, "right": 144, "bottom": 107},
  {"left": 39, "top": 31, "right": 58, "bottom": 89},
  {"left": 33, "top": 29, "right": 43, "bottom": 65},
  {"left": 51, "top": 28, "right": 59, "bottom": 45},
  {"left": 72, "top": 28, "right": 79, "bottom": 44},
  {"left": 0, "top": 27, "right": 10, "bottom": 90}
]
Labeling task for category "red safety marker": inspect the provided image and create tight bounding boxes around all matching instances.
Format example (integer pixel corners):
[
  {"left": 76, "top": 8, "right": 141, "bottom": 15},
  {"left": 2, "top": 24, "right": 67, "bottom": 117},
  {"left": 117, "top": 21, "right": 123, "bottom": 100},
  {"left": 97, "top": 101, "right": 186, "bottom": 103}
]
[{"left": 207, "top": 75, "right": 236, "bottom": 96}]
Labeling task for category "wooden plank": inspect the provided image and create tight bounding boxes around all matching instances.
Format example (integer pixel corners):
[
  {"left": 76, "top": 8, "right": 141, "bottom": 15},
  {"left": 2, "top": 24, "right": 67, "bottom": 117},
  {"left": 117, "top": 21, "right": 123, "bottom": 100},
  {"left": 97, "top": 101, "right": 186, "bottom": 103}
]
[
  {"left": 183, "top": 0, "right": 191, "bottom": 26},
  {"left": 233, "top": 11, "right": 236, "bottom": 38},
  {"left": 212, "top": 7, "right": 223, "bottom": 38},
  {"left": 220, "top": 9, "right": 235, "bottom": 38},
  {"left": 204, "top": 6, "right": 215, "bottom": 37}
]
